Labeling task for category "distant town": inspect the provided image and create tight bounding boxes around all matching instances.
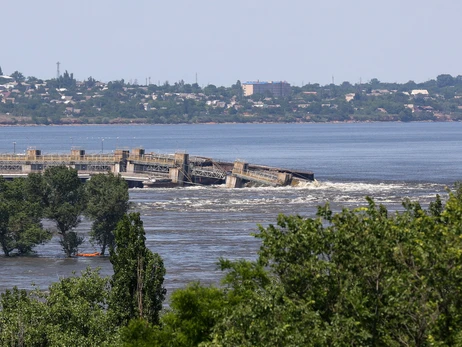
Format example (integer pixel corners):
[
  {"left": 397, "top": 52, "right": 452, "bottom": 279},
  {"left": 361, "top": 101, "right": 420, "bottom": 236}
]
[{"left": 1, "top": 67, "right": 462, "bottom": 125}]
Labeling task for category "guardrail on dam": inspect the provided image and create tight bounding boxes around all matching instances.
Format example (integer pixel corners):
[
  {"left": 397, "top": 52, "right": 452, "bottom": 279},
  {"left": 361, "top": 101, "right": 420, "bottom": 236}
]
[{"left": 0, "top": 148, "right": 314, "bottom": 188}]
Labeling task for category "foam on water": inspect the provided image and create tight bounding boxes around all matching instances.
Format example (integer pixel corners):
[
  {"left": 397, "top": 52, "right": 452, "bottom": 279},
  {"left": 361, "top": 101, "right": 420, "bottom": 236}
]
[
  {"left": 0, "top": 178, "right": 451, "bottom": 293},
  {"left": 1, "top": 122, "right": 461, "bottom": 293}
]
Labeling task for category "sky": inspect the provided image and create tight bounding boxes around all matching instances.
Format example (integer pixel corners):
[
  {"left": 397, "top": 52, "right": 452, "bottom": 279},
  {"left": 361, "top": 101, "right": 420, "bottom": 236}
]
[{"left": 1, "top": 0, "right": 461, "bottom": 87}]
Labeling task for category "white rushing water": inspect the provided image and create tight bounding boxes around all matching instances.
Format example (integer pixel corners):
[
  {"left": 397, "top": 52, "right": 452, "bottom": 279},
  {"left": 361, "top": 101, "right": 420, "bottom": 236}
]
[{"left": 0, "top": 122, "right": 461, "bottom": 292}]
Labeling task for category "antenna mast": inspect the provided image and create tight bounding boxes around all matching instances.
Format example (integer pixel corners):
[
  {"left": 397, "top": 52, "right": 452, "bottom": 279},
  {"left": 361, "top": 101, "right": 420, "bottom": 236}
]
[{"left": 56, "top": 62, "right": 60, "bottom": 79}]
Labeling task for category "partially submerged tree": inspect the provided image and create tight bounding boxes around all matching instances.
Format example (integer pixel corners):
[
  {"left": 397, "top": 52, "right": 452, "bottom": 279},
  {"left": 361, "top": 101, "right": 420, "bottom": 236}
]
[
  {"left": 0, "top": 177, "right": 50, "bottom": 256},
  {"left": 42, "top": 166, "right": 85, "bottom": 257},
  {"left": 84, "top": 173, "right": 129, "bottom": 255},
  {"left": 110, "top": 213, "right": 166, "bottom": 326}
]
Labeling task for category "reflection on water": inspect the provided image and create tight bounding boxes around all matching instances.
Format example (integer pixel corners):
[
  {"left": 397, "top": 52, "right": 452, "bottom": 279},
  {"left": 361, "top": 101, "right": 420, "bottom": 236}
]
[{"left": 0, "top": 181, "right": 448, "bottom": 293}]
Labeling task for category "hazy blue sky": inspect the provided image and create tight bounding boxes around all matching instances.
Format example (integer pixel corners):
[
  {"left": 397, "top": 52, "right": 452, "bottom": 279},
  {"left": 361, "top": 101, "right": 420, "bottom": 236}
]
[{"left": 1, "top": 0, "right": 461, "bottom": 86}]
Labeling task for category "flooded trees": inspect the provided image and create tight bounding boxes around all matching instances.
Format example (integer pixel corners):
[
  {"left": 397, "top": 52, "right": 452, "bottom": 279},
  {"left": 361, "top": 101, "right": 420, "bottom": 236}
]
[
  {"left": 84, "top": 173, "right": 129, "bottom": 255},
  {"left": 41, "top": 166, "right": 85, "bottom": 257},
  {"left": 0, "top": 177, "right": 51, "bottom": 256},
  {"left": 0, "top": 213, "right": 167, "bottom": 346},
  {"left": 0, "top": 168, "right": 131, "bottom": 258}
]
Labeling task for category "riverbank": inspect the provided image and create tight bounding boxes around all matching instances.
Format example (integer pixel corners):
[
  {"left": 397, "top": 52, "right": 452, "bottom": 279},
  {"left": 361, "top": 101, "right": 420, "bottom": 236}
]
[{"left": 0, "top": 116, "right": 459, "bottom": 127}]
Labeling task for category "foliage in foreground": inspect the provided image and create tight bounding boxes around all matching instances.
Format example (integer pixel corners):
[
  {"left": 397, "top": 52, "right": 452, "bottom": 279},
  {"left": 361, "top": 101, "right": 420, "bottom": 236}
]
[
  {"left": 3, "top": 187, "right": 462, "bottom": 346},
  {"left": 0, "top": 268, "right": 117, "bottom": 346},
  {"left": 110, "top": 213, "right": 166, "bottom": 326},
  {"left": 0, "top": 213, "right": 166, "bottom": 346},
  {"left": 136, "top": 186, "right": 462, "bottom": 346}
]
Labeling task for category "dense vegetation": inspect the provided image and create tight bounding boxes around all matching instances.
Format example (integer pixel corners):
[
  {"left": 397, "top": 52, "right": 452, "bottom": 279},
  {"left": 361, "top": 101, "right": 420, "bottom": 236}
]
[
  {"left": 0, "top": 167, "right": 129, "bottom": 257},
  {"left": 124, "top": 188, "right": 462, "bottom": 346},
  {"left": 1, "top": 66, "right": 462, "bottom": 124},
  {"left": 2, "top": 172, "right": 462, "bottom": 345},
  {"left": 0, "top": 212, "right": 165, "bottom": 346}
]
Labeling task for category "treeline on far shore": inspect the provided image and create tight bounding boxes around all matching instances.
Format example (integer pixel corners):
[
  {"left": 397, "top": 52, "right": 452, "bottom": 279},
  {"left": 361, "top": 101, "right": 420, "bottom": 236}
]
[{"left": 2, "top": 69, "right": 462, "bottom": 125}]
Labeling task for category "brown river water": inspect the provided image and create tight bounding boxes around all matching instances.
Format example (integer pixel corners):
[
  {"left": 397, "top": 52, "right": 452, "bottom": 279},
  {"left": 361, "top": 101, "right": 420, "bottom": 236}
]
[
  {"left": 0, "top": 181, "right": 447, "bottom": 294},
  {"left": 1, "top": 122, "right": 461, "bottom": 294}
]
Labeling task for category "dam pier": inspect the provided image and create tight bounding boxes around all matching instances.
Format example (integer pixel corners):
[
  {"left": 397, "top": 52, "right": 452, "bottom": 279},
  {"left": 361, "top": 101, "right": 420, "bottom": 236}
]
[{"left": 0, "top": 148, "right": 314, "bottom": 188}]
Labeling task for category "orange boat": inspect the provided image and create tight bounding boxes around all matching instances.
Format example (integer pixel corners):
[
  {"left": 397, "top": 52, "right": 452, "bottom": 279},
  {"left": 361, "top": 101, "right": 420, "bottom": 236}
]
[{"left": 76, "top": 252, "right": 101, "bottom": 257}]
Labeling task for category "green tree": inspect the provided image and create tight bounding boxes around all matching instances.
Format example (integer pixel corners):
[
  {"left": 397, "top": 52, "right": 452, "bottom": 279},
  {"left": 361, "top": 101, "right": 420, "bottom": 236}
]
[
  {"left": 10, "top": 70, "right": 25, "bottom": 83},
  {"left": 231, "top": 80, "right": 243, "bottom": 100},
  {"left": 58, "top": 70, "right": 76, "bottom": 89},
  {"left": 199, "top": 190, "right": 462, "bottom": 346},
  {"left": 120, "top": 283, "right": 225, "bottom": 346},
  {"left": 42, "top": 166, "right": 85, "bottom": 257},
  {"left": 0, "top": 268, "right": 117, "bottom": 346},
  {"left": 42, "top": 268, "right": 117, "bottom": 346},
  {"left": 159, "top": 283, "right": 225, "bottom": 346},
  {"left": 436, "top": 74, "right": 455, "bottom": 88},
  {"left": 119, "top": 319, "right": 158, "bottom": 347},
  {"left": 85, "top": 76, "right": 97, "bottom": 89},
  {"left": 26, "top": 76, "right": 41, "bottom": 84},
  {"left": 0, "top": 177, "right": 50, "bottom": 256},
  {"left": 0, "top": 286, "right": 47, "bottom": 345},
  {"left": 109, "top": 213, "right": 166, "bottom": 326},
  {"left": 210, "top": 252, "right": 326, "bottom": 346},
  {"left": 84, "top": 173, "right": 129, "bottom": 255},
  {"left": 399, "top": 107, "right": 413, "bottom": 122},
  {"left": 203, "top": 84, "right": 217, "bottom": 96}
]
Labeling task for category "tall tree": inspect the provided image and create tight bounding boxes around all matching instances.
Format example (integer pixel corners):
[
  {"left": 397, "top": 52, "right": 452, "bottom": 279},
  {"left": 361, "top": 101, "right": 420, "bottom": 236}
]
[
  {"left": 109, "top": 213, "right": 166, "bottom": 326},
  {"left": 42, "top": 166, "right": 85, "bottom": 257},
  {"left": 10, "top": 70, "right": 25, "bottom": 83},
  {"left": 85, "top": 76, "right": 96, "bottom": 89},
  {"left": 84, "top": 173, "right": 129, "bottom": 255},
  {"left": 0, "top": 177, "right": 50, "bottom": 256}
]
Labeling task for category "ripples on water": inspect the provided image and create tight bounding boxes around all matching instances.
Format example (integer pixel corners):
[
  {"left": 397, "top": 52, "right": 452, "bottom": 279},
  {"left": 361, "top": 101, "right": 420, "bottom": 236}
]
[{"left": 0, "top": 180, "right": 449, "bottom": 293}]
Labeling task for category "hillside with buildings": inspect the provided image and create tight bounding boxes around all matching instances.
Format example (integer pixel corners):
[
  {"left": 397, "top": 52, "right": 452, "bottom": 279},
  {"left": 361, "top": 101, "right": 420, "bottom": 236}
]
[{"left": 1, "top": 69, "right": 462, "bottom": 125}]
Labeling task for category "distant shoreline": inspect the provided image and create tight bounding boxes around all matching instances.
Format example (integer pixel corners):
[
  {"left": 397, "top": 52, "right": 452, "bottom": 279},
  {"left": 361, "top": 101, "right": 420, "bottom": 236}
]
[{"left": 0, "top": 119, "right": 458, "bottom": 128}]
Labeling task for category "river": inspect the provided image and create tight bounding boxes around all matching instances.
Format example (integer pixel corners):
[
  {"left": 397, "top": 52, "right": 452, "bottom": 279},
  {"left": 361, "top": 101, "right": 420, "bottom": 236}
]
[{"left": 0, "top": 122, "right": 460, "bottom": 293}]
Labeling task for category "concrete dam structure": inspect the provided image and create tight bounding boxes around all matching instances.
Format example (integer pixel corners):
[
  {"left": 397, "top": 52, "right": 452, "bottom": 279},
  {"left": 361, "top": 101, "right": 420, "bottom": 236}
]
[{"left": 0, "top": 148, "right": 314, "bottom": 188}]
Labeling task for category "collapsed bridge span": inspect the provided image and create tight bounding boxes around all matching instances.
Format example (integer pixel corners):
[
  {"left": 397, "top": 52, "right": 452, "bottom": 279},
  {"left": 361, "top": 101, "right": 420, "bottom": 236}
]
[{"left": 0, "top": 148, "right": 314, "bottom": 188}]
